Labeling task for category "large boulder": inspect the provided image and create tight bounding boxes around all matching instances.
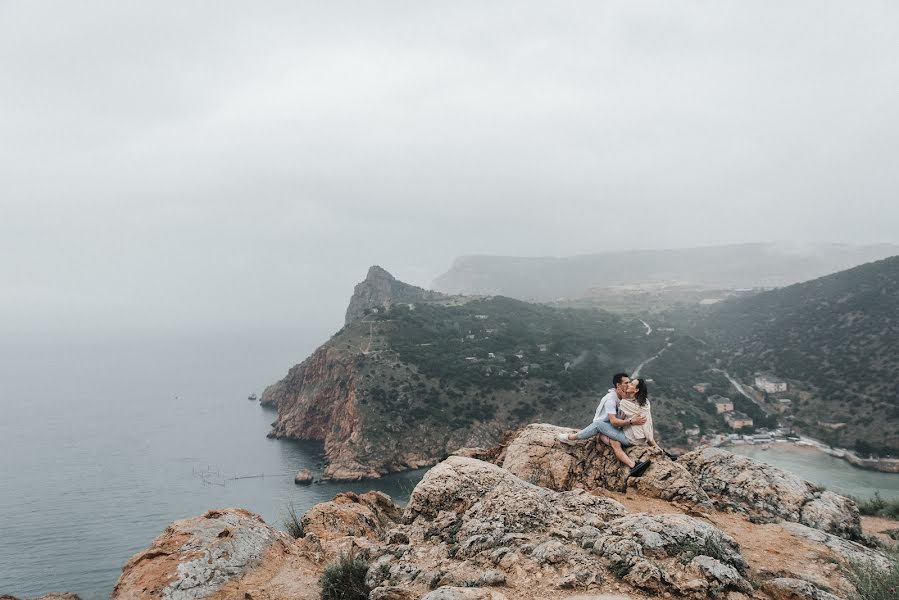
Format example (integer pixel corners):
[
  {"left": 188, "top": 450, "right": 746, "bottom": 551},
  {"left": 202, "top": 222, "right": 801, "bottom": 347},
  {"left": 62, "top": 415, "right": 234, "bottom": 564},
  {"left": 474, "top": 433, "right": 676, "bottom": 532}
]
[
  {"left": 593, "top": 513, "right": 752, "bottom": 596},
  {"left": 679, "top": 447, "right": 862, "bottom": 540},
  {"left": 779, "top": 521, "right": 893, "bottom": 572},
  {"left": 404, "top": 455, "right": 627, "bottom": 527},
  {"left": 370, "top": 456, "right": 751, "bottom": 598},
  {"left": 111, "top": 508, "right": 296, "bottom": 600},
  {"left": 497, "top": 424, "right": 712, "bottom": 507},
  {"left": 301, "top": 491, "right": 401, "bottom": 541},
  {"left": 760, "top": 577, "right": 843, "bottom": 600}
]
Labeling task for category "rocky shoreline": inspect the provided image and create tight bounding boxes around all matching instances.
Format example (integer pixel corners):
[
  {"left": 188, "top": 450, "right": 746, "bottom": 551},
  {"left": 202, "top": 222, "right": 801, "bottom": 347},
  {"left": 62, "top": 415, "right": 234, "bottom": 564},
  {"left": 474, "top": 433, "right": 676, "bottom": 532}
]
[{"left": 88, "top": 423, "right": 896, "bottom": 600}]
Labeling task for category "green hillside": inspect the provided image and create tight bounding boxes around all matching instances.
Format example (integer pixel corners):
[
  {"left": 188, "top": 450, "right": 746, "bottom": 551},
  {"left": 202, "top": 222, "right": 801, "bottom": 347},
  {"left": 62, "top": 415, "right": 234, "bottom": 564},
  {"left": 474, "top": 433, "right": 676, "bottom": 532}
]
[
  {"left": 365, "top": 296, "right": 660, "bottom": 429},
  {"left": 700, "top": 255, "right": 899, "bottom": 454}
]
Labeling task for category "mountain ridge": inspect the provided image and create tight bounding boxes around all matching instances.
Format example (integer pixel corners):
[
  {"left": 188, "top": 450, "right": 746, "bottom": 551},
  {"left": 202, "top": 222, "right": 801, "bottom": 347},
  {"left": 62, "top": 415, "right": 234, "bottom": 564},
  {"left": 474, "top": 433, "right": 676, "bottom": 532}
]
[{"left": 434, "top": 242, "right": 899, "bottom": 301}]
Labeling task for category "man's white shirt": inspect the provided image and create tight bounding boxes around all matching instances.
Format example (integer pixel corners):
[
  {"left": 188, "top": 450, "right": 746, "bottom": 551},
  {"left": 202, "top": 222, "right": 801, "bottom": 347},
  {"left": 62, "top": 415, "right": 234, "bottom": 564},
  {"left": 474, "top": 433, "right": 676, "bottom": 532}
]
[{"left": 593, "top": 389, "right": 620, "bottom": 423}]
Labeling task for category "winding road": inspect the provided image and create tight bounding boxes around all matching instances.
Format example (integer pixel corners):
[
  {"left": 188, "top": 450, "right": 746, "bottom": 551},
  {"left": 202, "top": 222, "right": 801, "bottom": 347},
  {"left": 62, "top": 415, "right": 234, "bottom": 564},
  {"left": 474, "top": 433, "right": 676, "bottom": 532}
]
[{"left": 712, "top": 368, "right": 772, "bottom": 415}]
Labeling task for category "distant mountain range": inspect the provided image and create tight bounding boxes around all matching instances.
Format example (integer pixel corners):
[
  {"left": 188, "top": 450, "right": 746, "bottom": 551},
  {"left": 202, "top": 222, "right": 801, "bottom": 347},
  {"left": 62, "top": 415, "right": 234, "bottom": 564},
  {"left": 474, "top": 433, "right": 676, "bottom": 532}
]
[{"left": 433, "top": 242, "right": 899, "bottom": 301}]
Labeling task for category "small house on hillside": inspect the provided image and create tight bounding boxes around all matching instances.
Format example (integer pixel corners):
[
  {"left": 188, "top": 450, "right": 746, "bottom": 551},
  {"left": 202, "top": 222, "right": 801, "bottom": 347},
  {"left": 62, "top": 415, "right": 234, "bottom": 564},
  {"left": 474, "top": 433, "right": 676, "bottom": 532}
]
[
  {"left": 724, "top": 411, "right": 754, "bottom": 429},
  {"left": 708, "top": 394, "right": 734, "bottom": 414},
  {"left": 693, "top": 383, "right": 710, "bottom": 393},
  {"left": 755, "top": 374, "right": 788, "bottom": 393}
]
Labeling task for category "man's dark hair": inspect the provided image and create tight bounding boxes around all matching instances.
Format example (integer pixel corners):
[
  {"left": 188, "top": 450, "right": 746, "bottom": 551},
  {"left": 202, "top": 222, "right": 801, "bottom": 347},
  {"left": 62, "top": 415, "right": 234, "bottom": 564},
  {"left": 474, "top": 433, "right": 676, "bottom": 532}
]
[{"left": 612, "top": 372, "right": 630, "bottom": 387}]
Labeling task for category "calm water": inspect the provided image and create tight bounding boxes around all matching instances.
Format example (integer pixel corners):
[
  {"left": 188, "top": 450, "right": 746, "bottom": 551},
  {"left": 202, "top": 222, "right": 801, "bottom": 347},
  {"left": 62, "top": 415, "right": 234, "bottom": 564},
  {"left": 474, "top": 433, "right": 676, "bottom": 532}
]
[
  {"left": 0, "top": 331, "right": 426, "bottom": 600},
  {"left": 729, "top": 444, "right": 899, "bottom": 500}
]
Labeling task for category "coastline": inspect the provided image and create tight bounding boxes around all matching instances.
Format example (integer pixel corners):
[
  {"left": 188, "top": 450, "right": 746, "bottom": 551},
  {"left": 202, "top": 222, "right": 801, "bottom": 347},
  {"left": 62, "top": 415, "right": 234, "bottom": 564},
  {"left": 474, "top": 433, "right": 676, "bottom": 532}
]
[{"left": 717, "top": 439, "right": 899, "bottom": 474}]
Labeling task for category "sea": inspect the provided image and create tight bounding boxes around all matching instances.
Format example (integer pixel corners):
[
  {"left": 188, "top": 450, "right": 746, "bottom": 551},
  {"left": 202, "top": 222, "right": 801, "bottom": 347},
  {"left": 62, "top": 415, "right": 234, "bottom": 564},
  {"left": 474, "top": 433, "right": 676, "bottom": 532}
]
[
  {"left": 0, "top": 329, "right": 425, "bottom": 600},
  {"left": 2, "top": 330, "right": 898, "bottom": 599}
]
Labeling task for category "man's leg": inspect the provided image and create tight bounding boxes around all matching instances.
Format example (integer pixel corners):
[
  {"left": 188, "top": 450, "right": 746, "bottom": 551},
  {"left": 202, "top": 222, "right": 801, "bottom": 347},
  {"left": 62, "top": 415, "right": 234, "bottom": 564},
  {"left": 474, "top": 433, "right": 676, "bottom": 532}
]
[
  {"left": 595, "top": 420, "right": 651, "bottom": 473},
  {"left": 607, "top": 439, "right": 635, "bottom": 469},
  {"left": 569, "top": 421, "right": 602, "bottom": 440}
]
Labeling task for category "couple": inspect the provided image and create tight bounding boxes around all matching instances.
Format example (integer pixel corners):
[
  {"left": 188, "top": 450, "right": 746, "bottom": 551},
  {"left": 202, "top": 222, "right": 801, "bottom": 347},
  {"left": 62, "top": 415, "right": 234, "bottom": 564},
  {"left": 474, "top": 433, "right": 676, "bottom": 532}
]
[{"left": 558, "top": 372, "right": 656, "bottom": 478}]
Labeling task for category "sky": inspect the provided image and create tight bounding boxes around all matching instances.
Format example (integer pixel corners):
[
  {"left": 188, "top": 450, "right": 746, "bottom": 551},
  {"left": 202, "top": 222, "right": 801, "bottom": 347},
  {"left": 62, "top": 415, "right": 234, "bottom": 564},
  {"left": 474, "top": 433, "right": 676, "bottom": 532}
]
[{"left": 3, "top": 0, "right": 899, "bottom": 337}]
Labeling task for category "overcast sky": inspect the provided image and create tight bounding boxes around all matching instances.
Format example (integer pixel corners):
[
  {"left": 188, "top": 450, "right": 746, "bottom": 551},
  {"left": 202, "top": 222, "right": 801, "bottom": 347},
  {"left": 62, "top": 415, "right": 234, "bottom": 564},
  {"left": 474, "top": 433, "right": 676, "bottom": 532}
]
[{"left": 3, "top": 1, "right": 898, "bottom": 337}]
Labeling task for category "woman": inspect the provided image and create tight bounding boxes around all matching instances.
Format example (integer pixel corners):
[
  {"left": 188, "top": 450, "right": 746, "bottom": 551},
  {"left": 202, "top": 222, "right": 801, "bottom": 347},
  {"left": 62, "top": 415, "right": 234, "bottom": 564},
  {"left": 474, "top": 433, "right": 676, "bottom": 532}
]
[{"left": 618, "top": 378, "right": 659, "bottom": 448}]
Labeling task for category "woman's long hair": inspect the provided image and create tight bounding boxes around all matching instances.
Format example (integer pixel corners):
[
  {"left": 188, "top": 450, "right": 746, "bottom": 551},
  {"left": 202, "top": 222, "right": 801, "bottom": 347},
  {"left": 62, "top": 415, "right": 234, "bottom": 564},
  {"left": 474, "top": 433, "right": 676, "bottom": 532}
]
[{"left": 634, "top": 378, "right": 648, "bottom": 406}]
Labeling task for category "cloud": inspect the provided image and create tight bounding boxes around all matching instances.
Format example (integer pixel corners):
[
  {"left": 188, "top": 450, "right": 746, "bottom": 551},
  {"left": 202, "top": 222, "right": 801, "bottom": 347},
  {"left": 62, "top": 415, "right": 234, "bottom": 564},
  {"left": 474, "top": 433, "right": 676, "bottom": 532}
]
[{"left": 2, "top": 0, "right": 898, "bottom": 334}]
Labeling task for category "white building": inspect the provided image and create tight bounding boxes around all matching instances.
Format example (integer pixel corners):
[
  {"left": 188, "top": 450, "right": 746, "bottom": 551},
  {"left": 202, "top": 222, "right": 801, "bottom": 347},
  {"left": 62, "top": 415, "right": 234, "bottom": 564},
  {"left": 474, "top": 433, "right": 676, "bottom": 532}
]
[
  {"left": 708, "top": 394, "right": 733, "bottom": 414},
  {"left": 724, "top": 411, "right": 754, "bottom": 429},
  {"left": 755, "top": 374, "right": 788, "bottom": 393}
]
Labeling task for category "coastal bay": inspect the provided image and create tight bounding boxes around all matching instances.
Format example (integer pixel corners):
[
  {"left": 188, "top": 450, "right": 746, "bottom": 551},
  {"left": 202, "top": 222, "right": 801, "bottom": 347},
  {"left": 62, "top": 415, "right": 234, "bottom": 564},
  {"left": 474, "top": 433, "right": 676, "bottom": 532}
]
[{"left": 729, "top": 443, "right": 899, "bottom": 500}]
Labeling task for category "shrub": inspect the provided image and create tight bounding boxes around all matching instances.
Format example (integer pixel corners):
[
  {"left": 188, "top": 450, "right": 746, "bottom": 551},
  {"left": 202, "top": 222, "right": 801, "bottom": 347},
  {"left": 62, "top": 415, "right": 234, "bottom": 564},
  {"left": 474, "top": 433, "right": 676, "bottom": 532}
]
[
  {"left": 282, "top": 502, "right": 304, "bottom": 539},
  {"left": 319, "top": 550, "right": 370, "bottom": 600},
  {"left": 845, "top": 549, "right": 899, "bottom": 600},
  {"left": 854, "top": 492, "right": 899, "bottom": 520}
]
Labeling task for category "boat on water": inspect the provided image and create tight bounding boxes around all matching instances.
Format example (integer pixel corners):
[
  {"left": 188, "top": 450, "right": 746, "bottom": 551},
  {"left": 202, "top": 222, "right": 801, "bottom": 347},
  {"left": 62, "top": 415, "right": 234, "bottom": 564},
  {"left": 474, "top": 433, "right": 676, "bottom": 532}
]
[{"left": 247, "top": 393, "right": 258, "bottom": 402}]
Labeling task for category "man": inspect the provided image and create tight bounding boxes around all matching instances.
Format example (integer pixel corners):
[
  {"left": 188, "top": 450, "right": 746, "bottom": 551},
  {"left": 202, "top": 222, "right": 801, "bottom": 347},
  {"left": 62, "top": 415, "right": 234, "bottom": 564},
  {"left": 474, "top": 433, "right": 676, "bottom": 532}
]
[{"left": 557, "top": 372, "right": 651, "bottom": 477}]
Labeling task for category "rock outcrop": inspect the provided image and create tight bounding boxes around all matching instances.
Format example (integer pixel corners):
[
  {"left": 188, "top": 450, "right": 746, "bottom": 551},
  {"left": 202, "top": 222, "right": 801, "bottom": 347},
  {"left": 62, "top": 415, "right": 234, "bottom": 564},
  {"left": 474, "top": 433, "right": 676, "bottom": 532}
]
[
  {"left": 112, "top": 508, "right": 297, "bottom": 600},
  {"left": 260, "top": 344, "right": 383, "bottom": 480},
  {"left": 301, "top": 491, "right": 402, "bottom": 541},
  {"left": 357, "top": 456, "right": 753, "bottom": 598},
  {"left": 679, "top": 447, "right": 862, "bottom": 540},
  {"left": 345, "top": 266, "right": 447, "bottom": 325},
  {"left": 294, "top": 468, "right": 313, "bottom": 485},
  {"left": 494, "top": 424, "right": 712, "bottom": 507},
  {"left": 111, "top": 448, "right": 896, "bottom": 600},
  {"left": 760, "top": 578, "right": 843, "bottom": 600}
]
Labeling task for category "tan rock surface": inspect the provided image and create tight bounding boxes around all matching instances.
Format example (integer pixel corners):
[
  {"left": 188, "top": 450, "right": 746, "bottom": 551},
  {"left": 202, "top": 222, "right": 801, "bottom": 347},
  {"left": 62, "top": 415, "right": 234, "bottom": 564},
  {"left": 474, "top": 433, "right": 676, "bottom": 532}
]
[
  {"left": 679, "top": 447, "right": 862, "bottom": 540},
  {"left": 301, "top": 491, "right": 402, "bottom": 541},
  {"left": 498, "top": 424, "right": 711, "bottom": 507},
  {"left": 111, "top": 508, "right": 322, "bottom": 600},
  {"left": 108, "top": 436, "right": 897, "bottom": 600}
]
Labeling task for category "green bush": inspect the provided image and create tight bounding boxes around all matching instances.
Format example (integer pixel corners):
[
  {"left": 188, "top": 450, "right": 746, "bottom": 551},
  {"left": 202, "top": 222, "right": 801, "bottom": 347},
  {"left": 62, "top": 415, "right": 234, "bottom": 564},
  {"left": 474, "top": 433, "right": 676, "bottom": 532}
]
[
  {"left": 281, "top": 502, "right": 304, "bottom": 539},
  {"left": 854, "top": 492, "right": 899, "bottom": 520},
  {"left": 845, "top": 549, "right": 899, "bottom": 600},
  {"left": 319, "top": 550, "right": 370, "bottom": 600}
]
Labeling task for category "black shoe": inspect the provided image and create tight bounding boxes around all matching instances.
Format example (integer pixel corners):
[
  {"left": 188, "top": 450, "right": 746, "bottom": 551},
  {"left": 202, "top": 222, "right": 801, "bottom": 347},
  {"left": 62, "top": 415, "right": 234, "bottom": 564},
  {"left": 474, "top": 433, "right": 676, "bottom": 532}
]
[
  {"left": 663, "top": 449, "right": 678, "bottom": 461},
  {"left": 629, "top": 460, "right": 651, "bottom": 478}
]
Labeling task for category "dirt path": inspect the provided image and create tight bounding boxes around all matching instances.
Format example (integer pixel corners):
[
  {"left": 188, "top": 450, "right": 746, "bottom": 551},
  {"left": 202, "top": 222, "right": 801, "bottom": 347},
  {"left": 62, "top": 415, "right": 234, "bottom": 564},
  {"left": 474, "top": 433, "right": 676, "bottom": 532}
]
[
  {"left": 712, "top": 367, "right": 772, "bottom": 415},
  {"left": 632, "top": 341, "right": 672, "bottom": 378}
]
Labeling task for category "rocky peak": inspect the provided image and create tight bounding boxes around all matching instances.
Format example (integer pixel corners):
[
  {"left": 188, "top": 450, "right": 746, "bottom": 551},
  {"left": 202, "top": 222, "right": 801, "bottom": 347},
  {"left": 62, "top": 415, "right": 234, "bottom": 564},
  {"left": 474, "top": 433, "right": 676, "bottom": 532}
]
[{"left": 345, "top": 266, "right": 447, "bottom": 325}]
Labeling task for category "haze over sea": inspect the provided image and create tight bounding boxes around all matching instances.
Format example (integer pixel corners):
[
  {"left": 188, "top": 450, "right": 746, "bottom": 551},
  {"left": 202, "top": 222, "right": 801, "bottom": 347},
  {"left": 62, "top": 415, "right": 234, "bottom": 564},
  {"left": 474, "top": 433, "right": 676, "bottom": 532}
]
[
  {"left": 0, "top": 329, "right": 425, "bottom": 600},
  {"left": 2, "top": 327, "right": 898, "bottom": 600}
]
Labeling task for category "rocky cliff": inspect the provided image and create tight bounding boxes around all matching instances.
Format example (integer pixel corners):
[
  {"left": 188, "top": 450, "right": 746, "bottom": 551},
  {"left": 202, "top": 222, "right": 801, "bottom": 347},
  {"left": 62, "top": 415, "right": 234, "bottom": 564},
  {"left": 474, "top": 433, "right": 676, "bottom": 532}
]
[
  {"left": 345, "top": 266, "right": 449, "bottom": 325},
  {"left": 110, "top": 430, "right": 896, "bottom": 600},
  {"left": 260, "top": 318, "right": 507, "bottom": 480},
  {"left": 263, "top": 268, "right": 661, "bottom": 480}
]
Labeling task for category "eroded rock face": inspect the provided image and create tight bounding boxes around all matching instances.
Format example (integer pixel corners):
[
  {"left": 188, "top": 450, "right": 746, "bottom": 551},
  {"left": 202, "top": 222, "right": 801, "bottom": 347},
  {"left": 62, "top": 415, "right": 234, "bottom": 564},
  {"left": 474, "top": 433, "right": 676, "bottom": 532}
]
[
  {"left": 111, "top": 508, "right": 294, "bottom": 600},
  {"left": 345, "top": 265, "right": 446, "bottom": 325},
  {"left": 301, "top": 491, "right": 402, "bottom": 541},
  {"left": 761, "top": 577, "right": 844, "bottom": 600},
  {"left": 679, "top": 447, "right": 862, "bottom": 539},
  {"left": 779, "top": 521, "right": 892, "bottom": 571},
  {"left": 363, "top": 456, "right": 751, "bottom": 598},
  {"left": 420, "top": 588, "right": 508, "bottom": 600},
  {"left": 109, "top": 448, "right": 899, "bottom": 600},
  {"left": 497, "top": 424, "right": 712, "bottom": 507},
  {"left": 594, "top": 513, "right": 751, "bottom": 596}
]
